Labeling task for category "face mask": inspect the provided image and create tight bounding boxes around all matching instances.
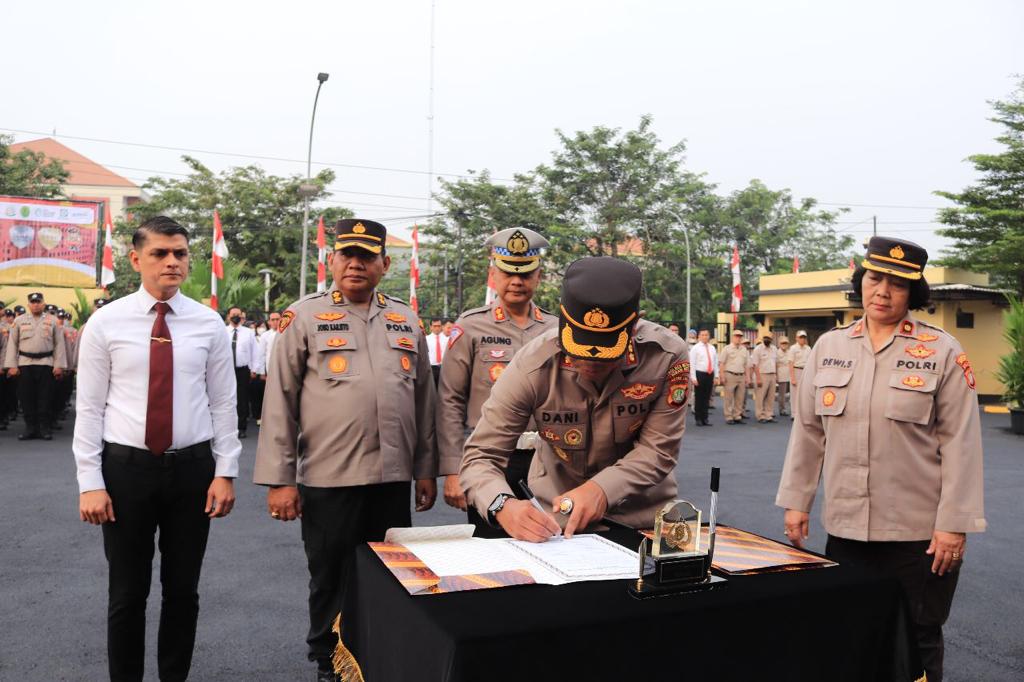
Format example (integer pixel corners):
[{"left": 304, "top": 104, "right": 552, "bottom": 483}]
[{"left": 230, "top": 315, "right": 241, "bottom": 324}]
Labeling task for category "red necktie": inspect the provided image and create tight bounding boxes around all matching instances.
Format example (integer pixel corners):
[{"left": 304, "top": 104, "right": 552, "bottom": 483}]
[
  {"left": 145, "top": 302, "right": 173, "bottom": 455},
  {"left": 706, "top": 344, "right": 712, "bottom": 374},
  {"left": 435, "top": 334, "right": 442, "bottom": 364}
]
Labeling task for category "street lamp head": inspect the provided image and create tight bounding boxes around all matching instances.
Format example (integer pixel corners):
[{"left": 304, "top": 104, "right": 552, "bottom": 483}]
[
  {"left": 317, "top": 72, "right": 329, "bottom": 84},
  {"left": 298, "top": 182, "right": 319, "bottom": 198},
  {"left": 257, "top": 268, "right": 273, "bottom": 277}
]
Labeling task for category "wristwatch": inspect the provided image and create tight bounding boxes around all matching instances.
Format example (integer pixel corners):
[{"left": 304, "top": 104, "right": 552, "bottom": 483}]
[{"left": 487, "top": 493, "right": 515, "bottom": 525}]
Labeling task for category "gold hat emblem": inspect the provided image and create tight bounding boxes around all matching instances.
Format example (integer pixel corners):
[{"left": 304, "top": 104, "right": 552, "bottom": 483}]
[
  {"left": 583, "top": 308, "right": 610, "bottom": 329},
  {"left": 506, "top": 230, "right": 529, "bottom": 254},
  {"left": 889, "top": 245, "right": 905, "bottom": 259},
  {"left": 352, "top": 222, "right": 366, "bottom": 234}
]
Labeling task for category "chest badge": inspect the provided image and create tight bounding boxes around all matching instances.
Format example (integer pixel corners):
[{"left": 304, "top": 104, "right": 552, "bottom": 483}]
[
  {"left": 396, "top": 336, "right": 415, "bottom": 350},
  {"left": 385, "top": 312, "right": 407, "bottom": 323},
  {"left": 540, "top": 428, "right": 560, "bottom": 442},
  {"left": 328, "top": 356, "right": 348, "bottom": 374},
  {"left": 488, "top": 349, "right": 507, "bottom": 359},
  {"left": 564, "top": 428, "right": 583, "bottom": 446},
  {"left": 621, "top": 383, "right": 656, "bottom": 400},
  {"left": 553, "top": 446, "right": 570, "bottom": 462},
  {"left": 822, "top": 389, "right": 836, "bottom": 407},
  {"left": 905, "top": 344, "right": 936, "bottom": 359},
  {"left": 326, "top": 337, "right": 347, "bottom": 348},
  {"left": 400, "top": 355, "right": 412, "bottom": 372},
  {"left": 901, "top": 375, "right": 925, "bottom": 388},
  {"left": 488, "top": 363, "right": 507, "bottom": 383},
  {"left": 916, "top": 333, "right": 939, "bottom": 342},
  {"left": 316, "top": 312, "right": 346, "bottom": 321}
]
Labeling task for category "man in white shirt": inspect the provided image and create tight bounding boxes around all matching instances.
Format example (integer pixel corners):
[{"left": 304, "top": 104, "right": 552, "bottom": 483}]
[
  {"left": 252, "top": 310, "right": 282, "bottom": 425},
  {"left": 688, "top": 328, "right": 718, "bottom": 426},
  {"left": 74, "top": 215, "right": 240, "bottom": 682},
  {"left": 424, "top": 318, "right": 448, "bottom": 385},
  {"left": 225, "top": 306, "right": 258, "bottom": 438}
]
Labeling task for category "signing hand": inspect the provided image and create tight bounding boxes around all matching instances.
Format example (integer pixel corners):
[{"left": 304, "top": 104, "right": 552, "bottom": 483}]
[
  {"left": 415, "top": 479, "right": 437, "bottom": 511},
  {"left": 267, "top": 485, "right": 302, "bottom": 521},
  {"left": 443, "top": 474, "right": 467, "bottom": 511},
  {"left": 206, "top": 477, "right": 235, "bottom": 518},
  {"left": 80, "top": 490, "right": 115, "bottom": 525},
  {"left": 496, "top": 499, "right": 561, "bottom": 542},
  {"left": 554, "top": 480, "right": 609, "bottom": 539},
  {"left": 783, "top": 509, "right": 810, "bottom": 549},
  {"left": 926, "top": 530, "right": 966, "bottom": 576}
]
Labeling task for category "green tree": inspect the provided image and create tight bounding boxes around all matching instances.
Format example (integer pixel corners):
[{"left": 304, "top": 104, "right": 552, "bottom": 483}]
[
  {"left": 0, "top": 134, "right": 68, "bottom": 198},
  {"left": 936, "top": 78, "right": 1024, "bottom": 294}
]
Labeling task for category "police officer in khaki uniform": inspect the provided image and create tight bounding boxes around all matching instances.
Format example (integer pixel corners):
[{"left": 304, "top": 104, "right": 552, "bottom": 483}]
[
  {"left": 777, "top": 237, "right": 985, "bottom": 682},
  {"left": 718, "top": 328, "right": 749, "bottom": 424},
  {"left": 461, "top": 257, "right": 690, "bottom": 541},
  {"left": 788, "top": 330, "right": 812, "bottom": 416},
  {"left": 0, "top": 309, "right": 12, "bottom": 430},
  {"left": 4, "top": 292, "right": 67, "bottom": 440},
  {"left": 254, "top": 219, "right": 437, "bottom": 681},
  {"left": 56, "top": 311, "right": 78, "bottom": 420},
  {"left": 750, "top": 335, "right": 778, "bottom": 422},
  {"left": 775, "top": 336, "right": 792, "bottom": 416},
  {"left": 438, "top": 228, "right": 557, "bottom": 526}
]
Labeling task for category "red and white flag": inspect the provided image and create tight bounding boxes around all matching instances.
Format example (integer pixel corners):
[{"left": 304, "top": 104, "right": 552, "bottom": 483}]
[
  {"left": 408, "top": 224, "right": 420, "bottom": 313},
  {"left": 316, "top": 216, "right": 327, "bottom": 293},
  {"left": 100, "top": 209, "right": 116, "bottom": 288},
  {"left": 211, "top": 210, "right": 228, "bottom": 310},
  {"left": 730, "top": 244, "right": 742, "bottom": 325},
  {"left": 484, "top": 266, "right": 497, "bottom": 305},
  {"left": 792, "top": 255, "right": 800, "bottom": 274},
  {"left": 849, "top": 257, "right": 856, "bottom": 270}
]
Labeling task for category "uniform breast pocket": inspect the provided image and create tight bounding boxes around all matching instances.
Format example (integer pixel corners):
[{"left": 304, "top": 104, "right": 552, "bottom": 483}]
[
  {"left": 813, "top": 368, "right": 853, "bottom": 417},
  {"left": 611, "top": 399, "right": 652, "bottom": 443},
  {"left": 315, "top": 333, "right": 359, "bottom": 381},
  {"left": 18, "top": 325, "right": 34, "bottom": 340},
  {"left": 885, "top": 372, "right": 938, "bottom": 425},
  {"left": 386, "top": 333, "right": 418, "bottom": 379}
]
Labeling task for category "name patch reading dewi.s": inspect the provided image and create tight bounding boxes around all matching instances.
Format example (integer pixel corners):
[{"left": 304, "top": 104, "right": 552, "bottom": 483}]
[
  {"left": 386, "top": 323, "right": 415, "bottom": 333},
  {"left": 615, "top": 402, "right": 650, "bottom": 417},
  {"left": 896, "top": 359, "right": 937, "bottom": 372},
  {"left": 481, "top": 336, "right": 512, "bottom": 345},
  {"left": 541, "top": 411, "right": 580, "bottom": 424},
  {"left": 317, "top": 323, "right": 350, "bottom": 332},
  {"left": 821, "top": 358, "right": 854, "bottom": 369}
]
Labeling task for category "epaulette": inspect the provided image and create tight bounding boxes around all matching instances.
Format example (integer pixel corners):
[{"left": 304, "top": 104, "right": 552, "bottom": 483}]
[
  {"left": 458, "top": 304, "right": 491, "bottom": 320},
  {"left": 291, "top": 290, "right": 330, "bottom": 309},
  {"left": 833, "top": 318, "right": 857, "bottom": 331},
  {"left": 632, "top": 319, "right": 687, "bottom": 354},
  {"left": 517, "top": 330, "right": 561, "bottom": 373}
]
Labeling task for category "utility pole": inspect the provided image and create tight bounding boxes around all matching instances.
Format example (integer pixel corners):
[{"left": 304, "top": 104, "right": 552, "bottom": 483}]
[{"left": 873, "top": 215, "right": 877, "bottom": 236}]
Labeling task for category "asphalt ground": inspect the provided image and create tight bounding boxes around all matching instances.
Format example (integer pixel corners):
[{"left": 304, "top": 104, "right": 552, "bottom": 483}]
[{"left": 1, "top": 402, "right": 1021, "bottom": 681}]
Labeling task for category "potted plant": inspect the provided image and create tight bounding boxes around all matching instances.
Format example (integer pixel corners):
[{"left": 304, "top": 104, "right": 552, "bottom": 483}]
[{"left": 996, "top": 296, "right": 1024, "bottom": 434}]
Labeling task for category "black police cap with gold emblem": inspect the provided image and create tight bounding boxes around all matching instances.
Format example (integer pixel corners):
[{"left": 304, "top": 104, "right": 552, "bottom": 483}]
[
  {"left": 14, "top": 305, "right": 26, "bottom": 314},
  {"left": 485, "top": 227, "right": 549, "bottom": 274},
  {"left": 862, "top": 236, "right": 928, "bottom": 281},
  {"left": 3, "top": 308, "right": 13, "bottom": 317},
  {"left": 559, "top": 257, "right": 642, "bottom": 361},
  {"left": 94, "top": 298, "right": 108, "bottom": 308},
  {"left": 28, "top": 292, "right": 44, "bottom": 303},
  {"left": 334, "top": 218, "right": 387, "bottom": 255}
]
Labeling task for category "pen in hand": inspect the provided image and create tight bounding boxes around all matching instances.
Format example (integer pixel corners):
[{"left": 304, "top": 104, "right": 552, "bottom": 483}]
[{"left": 518, "top": 479, "right": 562, "bottom": 538}]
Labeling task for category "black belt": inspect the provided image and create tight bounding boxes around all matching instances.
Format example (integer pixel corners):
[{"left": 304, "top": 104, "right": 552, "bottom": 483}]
[
  {"left": 104, "top": 440, "right": 212, "bottom": 466},
  {"left": 726, "top": 371, "right": 745, "bottom": 375},
  {"left": 19, "top": 350, "right": 53, "bottom": 359}
]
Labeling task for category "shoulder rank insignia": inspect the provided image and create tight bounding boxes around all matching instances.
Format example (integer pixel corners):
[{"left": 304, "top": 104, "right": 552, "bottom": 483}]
[
  {"left": 316, "top": 312, "right": 346, "bottom": 321},
  {"left": 851, "top": 321, "right": 864, "bottom": 336},
  {"left": 384, "top": 312, "right": 407, "bottom": 323},
  {"left": 447, "top": 325, "right": 464, "bottom": 349},
  {"left": 331, "top": 291, "right": 344, "bottom": 305},
  {"left": 899, "top": 320, "right": 915, "bottom": 335},
  {"left": 901, "top": 375, "right": 926, "bottom": 388},
  {"left": 621, "top": 383, "right": 656, "bottom": 400},
  {"left": 279, "top": 310, "right": 295, "bottom": 333},
  {"left": 376, "top": 292, "right": 387, "bottom": 308},
  {"left": 955, "top": 353, "right": 976, "bottom": 390},
  {"left": 533, "top": 306, "right": 544, "bottom": 322},
  {"left": 622, "top": 339, "right": 638, "bottom": 368},
  {"left": 418, "top": 318, "right": 425, "bottom": 332},
  {"left": 916, "top": 333, "right": 939, "bottom": 342},
  {"left": 905, "top": 344, "right": 936, "bottom": 359},
  {"left": 493, "top": 306, "right": 506, "bottom": 322},
  {"left": 396, "top": 336, "right": 415, "bottom": 350}
]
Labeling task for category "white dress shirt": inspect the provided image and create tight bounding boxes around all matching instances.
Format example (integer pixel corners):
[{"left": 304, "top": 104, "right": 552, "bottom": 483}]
[
  {"left": 425, "top": 332, "right": 449, "bottom": 366},
  {"left": 226, "top": 323, "right": 258, "bottom": 370},
  {"left": 253, "top": 328, "right": 279, "bottom": 375},
  {"left": 73, "top": 287, "right": 242, "bottom": 492},
  {"left": 688, "top": 341, "right": 719, "bottom": 381}
]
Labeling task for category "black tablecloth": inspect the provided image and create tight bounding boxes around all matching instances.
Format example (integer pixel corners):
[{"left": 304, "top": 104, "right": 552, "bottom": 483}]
[{"left": 340, "top": 528, "right": 921, "bottom": 682}]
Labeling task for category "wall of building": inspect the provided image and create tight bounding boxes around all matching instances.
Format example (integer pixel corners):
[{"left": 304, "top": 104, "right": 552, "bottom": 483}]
[{"left": 68, "top": 185, "right": 146, "bottom": 219}]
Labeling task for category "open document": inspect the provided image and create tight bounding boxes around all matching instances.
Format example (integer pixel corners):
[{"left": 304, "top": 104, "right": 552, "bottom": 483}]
[{"left": 376, "top": 525, "right": 639, "bottom": 593}]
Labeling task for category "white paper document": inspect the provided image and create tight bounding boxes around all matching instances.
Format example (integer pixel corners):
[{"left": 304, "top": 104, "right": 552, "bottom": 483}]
[{"left": 384, "top": 525, "right": 639, "bottom": 586}]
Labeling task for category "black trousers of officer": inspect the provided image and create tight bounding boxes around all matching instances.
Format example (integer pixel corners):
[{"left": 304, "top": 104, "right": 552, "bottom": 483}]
[
  {"left": 299, "top": 482, "right": 411, "bottom": 668},
  {"left": 249, "top": 376, "right": 265, "bottom": 422},
  {"left": 101, "top": 444, "right": 215, "bottom": 682},
  {"left": 0, "top": 372, "right": 7, "bottom": 426},
  {"left": 233, "top": 366, "right": 250, "bottom": 431},
  {"left": 467, "top": 448, "right": 534, "bottom": 538},
  {"left": 17, "top": 364, "right": 54, "bottom": 433},
  {"left": 693, "top": 370, "right": 714, "bottom": 423},
  {"left": 826, "top": 535, "right": 960, "bottom": 682}
]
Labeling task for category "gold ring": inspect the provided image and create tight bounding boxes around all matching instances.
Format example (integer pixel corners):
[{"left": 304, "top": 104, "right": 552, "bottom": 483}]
[
  {"left": 271, "top": 511, "right": 280, "bottom": 519},
  {"left": 558, "top": 498, "right": 574, "bottom": 515},
  {"left": 952, "top": 552, "right": 960, "bottom": 559}
]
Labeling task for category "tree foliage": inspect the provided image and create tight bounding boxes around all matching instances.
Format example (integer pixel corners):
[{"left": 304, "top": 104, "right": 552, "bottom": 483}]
[
  {"left": 0, "top": 134, "right": 69, "bottom": 198},
  {"left": 936, "top": 78, "right": 1024, "bottom": 294}
]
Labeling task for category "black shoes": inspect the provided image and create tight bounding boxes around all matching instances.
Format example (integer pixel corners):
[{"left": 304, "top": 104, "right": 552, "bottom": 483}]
[
  {"left": 41, "top": 432, "right": 53, "bottom": 440},
  {"left": 18, "top": 431, "right": 39, "bottom": 441},
  {"left": 239, "top": 430, "right": 248, "bottom": 439}
]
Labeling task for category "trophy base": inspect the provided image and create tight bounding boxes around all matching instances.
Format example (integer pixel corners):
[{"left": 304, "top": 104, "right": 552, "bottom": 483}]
[{"left": 627, "top": 573, "right": 727, "bottom": 599}]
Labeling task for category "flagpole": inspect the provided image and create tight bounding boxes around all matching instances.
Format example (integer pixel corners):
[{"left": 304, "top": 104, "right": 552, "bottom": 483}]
[
  {"left": 666, "top": 209, "right": 691, "bottom": 333},
  {"left": 299, "top": 72, "right": 329, "bottom": 298}
]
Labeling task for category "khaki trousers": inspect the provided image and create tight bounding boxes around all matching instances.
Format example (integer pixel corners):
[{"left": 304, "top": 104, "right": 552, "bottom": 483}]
[
  {"left": 777, "top": 380, "right": 790, "bottom": 415},
  {"left": 754, "top": 373, "right": 777, "bottom": 420},
  {"left": 722, "top": 372, "right": 746, "bottom": 421},
  {"left": 791, "top": 367, "right": 804, "bottom": 415}
]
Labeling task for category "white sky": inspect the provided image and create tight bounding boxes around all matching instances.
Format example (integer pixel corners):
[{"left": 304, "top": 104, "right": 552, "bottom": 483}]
[{"left": 3, "top": 0, "right": 1022, "bottom": 257}]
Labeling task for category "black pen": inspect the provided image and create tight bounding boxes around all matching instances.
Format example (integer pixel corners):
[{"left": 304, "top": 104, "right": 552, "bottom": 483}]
[{"left": 517, "top": 479, "right": 561, "bottom": 537}]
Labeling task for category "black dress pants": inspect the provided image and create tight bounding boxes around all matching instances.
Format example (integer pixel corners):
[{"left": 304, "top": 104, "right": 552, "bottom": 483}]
[
  {"left": 17, "top": 364, "right": 54, "bottom": 433},
  {"left": 249, "top": 375, "right": 265, "bottom": 422},
  {"left": 101, "top": 445, "right": 215, "bottom": 682},
  {"left": 233, "top": 366, "right": 250, "bottom": 431},
  {"left": 826, "top": 535, "right": 960, "bottom": 682},
  {"left": 299, "top": 482, "right": 412, "bottom": 667},
  {"left": 693, "top": 370, "right": 713, "bottom": 423}
]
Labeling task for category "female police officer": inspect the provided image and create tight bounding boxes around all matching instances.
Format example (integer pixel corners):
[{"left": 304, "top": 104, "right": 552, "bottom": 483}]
[{"left": 776, "top": 236, "right": 986, "bottom": 682}]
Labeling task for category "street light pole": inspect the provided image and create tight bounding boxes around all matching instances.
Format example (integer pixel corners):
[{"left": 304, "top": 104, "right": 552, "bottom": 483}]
[
  {"left": 666, "top": 209, "right": 691, "bottom": 333},
  {"left": 258, "top": 268, "right": 273, "bottom": 316},
  {"left": 299, "top": 72, "right": 329, "bottom": 297}
]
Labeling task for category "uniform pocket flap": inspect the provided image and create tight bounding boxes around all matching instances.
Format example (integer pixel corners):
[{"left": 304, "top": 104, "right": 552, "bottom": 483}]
[
  {"left": 813, "top": 368, "right": 854, "bottom": 388},
  {"left": 386, "top": 333, "right": 419, "bottom": 353},
  {"left": 315, "top": 333, "right": 358, "bottom": 352},
  {"left": 888, "top": 371, "right": 939, "bottom": 393}
]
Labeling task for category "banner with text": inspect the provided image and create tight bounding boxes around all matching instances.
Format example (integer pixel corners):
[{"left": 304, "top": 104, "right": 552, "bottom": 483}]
[{"left": 0, "top": 196, "right": 100, "bottom": 287}]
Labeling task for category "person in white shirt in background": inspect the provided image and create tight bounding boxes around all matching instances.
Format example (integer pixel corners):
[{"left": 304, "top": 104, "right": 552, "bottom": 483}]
[
  {"left": 74, "top": 215, "right": 239, "bottom": 681},
  {"left": 225, "top": 306, "right": 258, "bottom": 438},
  {"left": 252, "top": 310, "right": 282, "bottom": 425},
  {"left": 425, "top": 318, "right": 449, "bottom": 385},
  {"left": 688, "top": 328, "right": 718, "bottom": 426}
]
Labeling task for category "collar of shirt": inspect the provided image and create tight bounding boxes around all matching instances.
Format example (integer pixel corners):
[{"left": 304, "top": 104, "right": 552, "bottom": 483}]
[{"left": 135, "top": 286, "right": 185, "bottom": 316}]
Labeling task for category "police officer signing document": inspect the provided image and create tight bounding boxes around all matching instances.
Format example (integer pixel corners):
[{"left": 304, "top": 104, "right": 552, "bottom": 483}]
[
  {"left": 461, "top": 257, "right": 691, "bottom": 541},
  {"left": 437, "top": 227, "right": 557, "bottom": 528},
  {"left": 255, "top": 219, "right": 437, "bottom": 680}
]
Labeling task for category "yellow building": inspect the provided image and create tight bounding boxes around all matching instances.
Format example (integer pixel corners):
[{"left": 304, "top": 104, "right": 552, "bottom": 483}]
[{"left": 716, "top": 267, "right": 1011, "bottom": 399}]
